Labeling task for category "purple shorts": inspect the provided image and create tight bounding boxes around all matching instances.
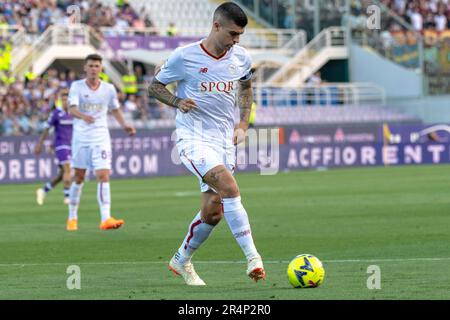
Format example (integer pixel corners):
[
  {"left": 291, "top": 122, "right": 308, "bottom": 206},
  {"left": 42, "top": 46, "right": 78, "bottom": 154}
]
[{"left": 55, "top": 148, "right": 72, "bottom": 165}]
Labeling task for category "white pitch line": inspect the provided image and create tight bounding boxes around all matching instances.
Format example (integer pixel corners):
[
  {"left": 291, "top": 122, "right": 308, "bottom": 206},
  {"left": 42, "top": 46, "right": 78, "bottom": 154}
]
[{"left": 0, "top": 257, "right": 449, "bottom": 268}]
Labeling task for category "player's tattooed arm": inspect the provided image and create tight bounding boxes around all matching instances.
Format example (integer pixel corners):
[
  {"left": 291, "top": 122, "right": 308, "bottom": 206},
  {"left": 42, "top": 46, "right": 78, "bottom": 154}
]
[
  {"left": 237, "top": 79, "right": 253, "bottom": 129},
  {"left": 148, "top": 78, "right": 182, "bottom": 107},
  {"left": 148, "top": 79, "right": 198, "bottom": 113},
  {"left": 233, "top": 79, "right": 253, "bottom": 145}
]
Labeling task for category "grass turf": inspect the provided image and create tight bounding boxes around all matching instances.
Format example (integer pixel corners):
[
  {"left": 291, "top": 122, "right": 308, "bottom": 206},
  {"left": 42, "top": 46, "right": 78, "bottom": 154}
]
[{"left": 0, "top": 165, "right": 449, "bottom": 299}]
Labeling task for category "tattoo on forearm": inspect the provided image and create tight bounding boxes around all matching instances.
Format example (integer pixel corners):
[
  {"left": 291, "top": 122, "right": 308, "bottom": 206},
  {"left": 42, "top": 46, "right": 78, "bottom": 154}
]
[
  {"left": 238, "top": 83, "right": 252, "bottom": 123},
  {"left": 148, "top": 79, "right": 181, "bottom": 108}
]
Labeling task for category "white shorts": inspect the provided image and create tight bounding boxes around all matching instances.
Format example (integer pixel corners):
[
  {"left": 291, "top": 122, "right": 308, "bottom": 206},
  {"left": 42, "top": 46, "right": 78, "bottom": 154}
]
[
  {"left": 71, "top": 142, "right": 112, "bottom": 171},
  {"left": 177, "top": 140, "right": 236, "bottom": 193}
]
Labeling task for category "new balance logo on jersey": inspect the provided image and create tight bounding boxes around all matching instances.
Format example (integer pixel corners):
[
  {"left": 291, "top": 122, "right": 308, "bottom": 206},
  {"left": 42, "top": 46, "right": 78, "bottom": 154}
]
[
  {"left": 199, "top": 67, "right": 208, "bottom": 73},
  {"left": 200, "top": 81, "right": 235, "bottom": 94}
]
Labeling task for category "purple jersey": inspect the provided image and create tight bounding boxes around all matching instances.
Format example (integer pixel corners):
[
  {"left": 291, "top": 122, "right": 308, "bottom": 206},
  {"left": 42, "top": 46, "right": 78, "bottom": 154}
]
[{"left": 46, "top": 108, "right": 73, "bottom": 150}]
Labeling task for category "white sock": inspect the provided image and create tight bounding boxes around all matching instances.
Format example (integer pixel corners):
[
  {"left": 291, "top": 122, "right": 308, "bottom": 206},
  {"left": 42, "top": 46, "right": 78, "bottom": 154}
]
[
  {"left": 223, "top": 196, "right": 259, "bottom": 261},
  {"left": 68, "top": 182, "right": 83, "bottom": 220},
  {"left": 175, "top": 212, "right": 215, "bottom": 264},
  {"left": 97, "top": 182, "right": 111, "bottom": 222}
]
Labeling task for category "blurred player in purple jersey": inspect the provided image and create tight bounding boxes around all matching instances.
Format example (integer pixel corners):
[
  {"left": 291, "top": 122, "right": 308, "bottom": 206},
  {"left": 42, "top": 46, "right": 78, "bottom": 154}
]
[{"left": 35, "top": 88, "right": 73, "bottom": 205}]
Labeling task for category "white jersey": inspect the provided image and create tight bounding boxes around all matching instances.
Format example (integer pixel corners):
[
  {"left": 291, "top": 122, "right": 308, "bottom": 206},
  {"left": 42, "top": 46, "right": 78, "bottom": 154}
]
[
  {"left": 68, "top": 79, "right": 119, "bottom": 145},
  {"left": 155, "top": 40, "right": 252, "bottom": 147}
]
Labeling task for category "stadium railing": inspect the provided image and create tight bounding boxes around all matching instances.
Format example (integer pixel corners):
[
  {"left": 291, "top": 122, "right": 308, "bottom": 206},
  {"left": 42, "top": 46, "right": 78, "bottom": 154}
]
[
  {"left": 0, "top": 25, "right": 21, "bottom": 40},
  {"left": 254, "top": 83, "right": 386, "bottom": 108},
  {"left": 114, "top": 82, "right": 390, "bottom": 129},
  {"left": 266, "top": 27, "right": 347, "bottom": 85},
  {"left": 138, "top": 82, "right": 386, "bottom": 110}
]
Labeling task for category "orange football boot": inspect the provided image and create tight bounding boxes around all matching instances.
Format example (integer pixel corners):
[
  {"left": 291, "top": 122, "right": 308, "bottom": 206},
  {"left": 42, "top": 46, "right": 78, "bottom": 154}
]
[
  {"left": 66, "top": 219, "right": 78, "bottom": 231},
  {"left": 100, "top": 217, "right": 124, "bottom": 230}
]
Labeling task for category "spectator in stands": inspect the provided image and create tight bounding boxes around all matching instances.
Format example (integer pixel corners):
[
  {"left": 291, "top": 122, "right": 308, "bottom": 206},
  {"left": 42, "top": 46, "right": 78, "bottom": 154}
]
[
  {"left": 37, "top": 12, "right": 50, "bottom": 33},
  {"left": 307, "top": 71, "right": 322, "bottom": 86},
  {"left": 123, "top": 94, "right": 138, "bottom": 114},
  {"left": 166, "top": 22, "right": 177, "bottom": 37},
  {"left": 24, "top": 67, "right": 37, "bottom": 83},
  {"left": 122, "top": 71, "right": 138, "bottom": 97},
  {"left": 259, "top": 0, "right": 273, "bottom": 24},
  {"left": 435, "top": 7, "right": 448, "bottom": 31},
  {"left": 67, "top": 70, "right": 77, "bottom": 87},
  {"left": 409, "top": 6, "right": 424, "bottom": 31},
  {"left": 132, "top": 15, "right": 146, "bottom": 34},
  {"left": 283, "top": 4, "right": 295, "bottom": 29},
  {"left": 423, "top": 11, "right": 436, "bottom": 29},
  {"left": 143, "top": 14, "right": 158, "bottom": 34}
]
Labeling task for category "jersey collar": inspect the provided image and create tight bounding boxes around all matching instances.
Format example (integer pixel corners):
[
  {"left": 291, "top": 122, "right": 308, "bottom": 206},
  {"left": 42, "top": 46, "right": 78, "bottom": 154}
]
[{"left": 200, "top": 42, "right": 228, "bottom": 60}]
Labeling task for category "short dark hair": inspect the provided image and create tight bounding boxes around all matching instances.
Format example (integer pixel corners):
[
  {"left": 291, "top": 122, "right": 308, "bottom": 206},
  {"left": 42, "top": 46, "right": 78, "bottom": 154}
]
[
  {"left": 59, "top": 88, "right": 69, "bottom": 96},
  {"left": 85, "top": 53, "right": 103, "bottom": 63},
  {"left": 213, "top": 2, "right": 248, "bottom": 27}
]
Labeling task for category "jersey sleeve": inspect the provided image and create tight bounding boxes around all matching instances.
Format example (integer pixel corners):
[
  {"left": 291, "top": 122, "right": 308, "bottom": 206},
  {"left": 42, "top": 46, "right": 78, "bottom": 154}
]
[
  {"left": 155, "top": 47, "right": 185, "bottom": 85},
  {"left": 45, "top": 110, "right": 56, "bottom": 129},
  {"left": 108, "top": 84, "right": 120, "bottom": 111},
  {"left": 68, "top": 82, "right": 79, "bottom": 107},
  {"left": 240, "top": 50, "right": 253, "bottom": 82}
]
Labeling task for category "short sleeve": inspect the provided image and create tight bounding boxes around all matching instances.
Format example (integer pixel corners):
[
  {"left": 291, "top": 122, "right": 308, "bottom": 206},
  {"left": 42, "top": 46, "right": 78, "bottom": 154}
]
[
  {"left": 108, "top": 84, "right": 120, "bottom": 110},
  {"left": 240, "top": 51, "right": 253, "bottom": 82},
  {"left": 68, "top": 82, "right": 79, "bottom": 107},
  {"left": 155, "top": 47, "right": 185, "bottom": 85},
  {"left": 45, "top": 111, "right": 56, "bottom": 129}
]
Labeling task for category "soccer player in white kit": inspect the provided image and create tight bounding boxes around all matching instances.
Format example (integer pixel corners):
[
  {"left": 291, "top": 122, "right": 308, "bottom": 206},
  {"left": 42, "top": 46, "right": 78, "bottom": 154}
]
[
  {"left": 67, "top": 54, "right": 136, "bottom": 231},
  {"left": 148, "top": 2, "right": 265, "bottom": 285}
]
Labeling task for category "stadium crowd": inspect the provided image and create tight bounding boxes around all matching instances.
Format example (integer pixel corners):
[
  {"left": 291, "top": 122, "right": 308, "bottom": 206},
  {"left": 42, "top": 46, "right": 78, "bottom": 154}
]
[
  {"left": 239, "top": 0, "right": 450, "bottom": 33},
  {"left": 380, "top": 0, "right": 450, "bottom": 31},
  {"left": 0, "top": 0, "right": 156, "bottom": 36},
  {"left": 0, "top": 66, "right": 171, "bottom": 136},
  {"left": 0, "top": 0, "right": 172, "bottom": 136}
]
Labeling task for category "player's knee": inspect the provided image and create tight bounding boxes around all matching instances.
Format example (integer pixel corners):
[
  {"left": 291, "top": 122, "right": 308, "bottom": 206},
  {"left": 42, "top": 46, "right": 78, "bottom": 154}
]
[
  {"left": 97, "top": 175, "right": 109, "bottom": 183},
  {"left": 74, "top": 175, "right": 84, "bottom": 184},
  {"left": 219, "top": 184, "right": 240, "bottom": 198},
  {"left": 96, "top": 171, "right": 110, "bottom": 182}
]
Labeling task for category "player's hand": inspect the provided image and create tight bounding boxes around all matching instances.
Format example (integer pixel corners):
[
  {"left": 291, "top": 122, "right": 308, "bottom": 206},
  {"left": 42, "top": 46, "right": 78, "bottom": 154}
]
[
  {"left": 82, "top": 115, "right": 95, "bottom": 124},
  {"left": 34, "top": 144, "right": 43, "bottom": 155},
  {"left": 124, "top": 125, "right": 136, "bottom": 136},
  {"left": 233, "top": 124, "right": 248, "bottom": 146},
  {"left": 177, "top": 98, "right": 198, "bottom": 113}
]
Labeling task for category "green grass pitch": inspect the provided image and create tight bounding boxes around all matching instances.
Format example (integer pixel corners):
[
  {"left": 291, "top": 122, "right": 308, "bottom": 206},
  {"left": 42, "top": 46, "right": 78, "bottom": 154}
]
[{"left": 0, "top": 165, "right": 449, "bottom": 299}]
